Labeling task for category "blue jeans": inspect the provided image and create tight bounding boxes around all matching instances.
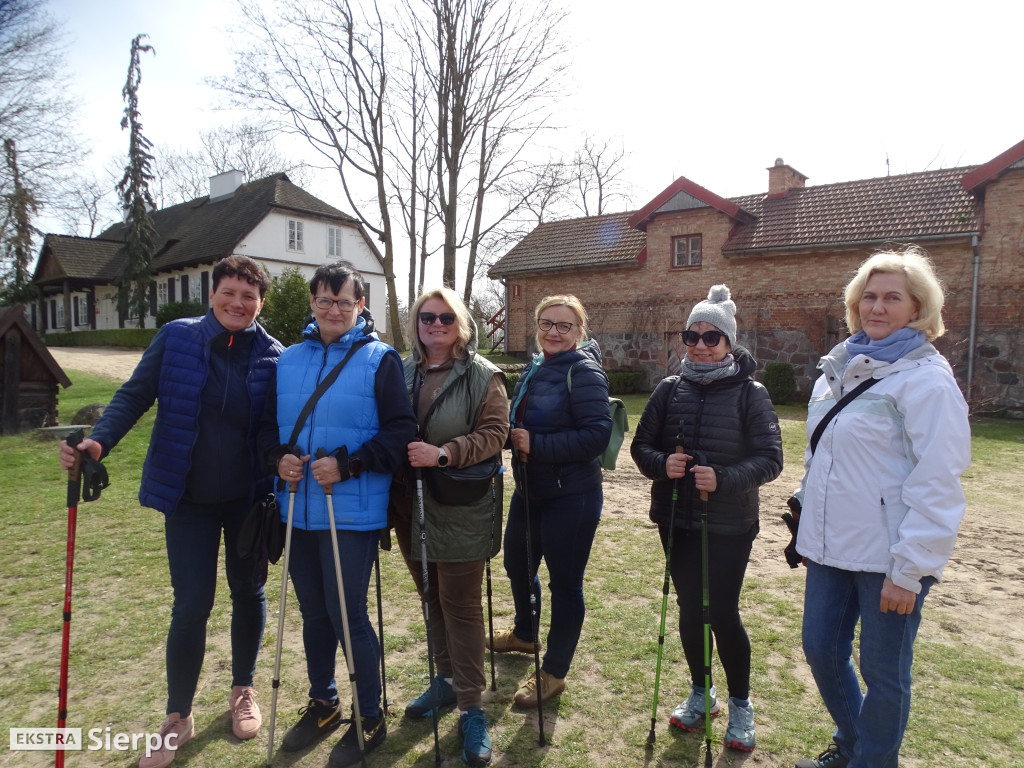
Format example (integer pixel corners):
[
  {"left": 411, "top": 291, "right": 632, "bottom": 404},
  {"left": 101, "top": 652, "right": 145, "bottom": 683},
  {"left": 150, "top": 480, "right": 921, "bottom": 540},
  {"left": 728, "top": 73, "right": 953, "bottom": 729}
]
[
  {"left": 503, "top": 487, "right": 602, "bottom": 679},
  {"left": 164, "top": 498, "right": 267, "bottom": 716},
  {"left": 288, "top": 527, "right": 381, "bottom": 718},
  {"left": 802, "top": 561, "right": 934, "bottom": 768}
]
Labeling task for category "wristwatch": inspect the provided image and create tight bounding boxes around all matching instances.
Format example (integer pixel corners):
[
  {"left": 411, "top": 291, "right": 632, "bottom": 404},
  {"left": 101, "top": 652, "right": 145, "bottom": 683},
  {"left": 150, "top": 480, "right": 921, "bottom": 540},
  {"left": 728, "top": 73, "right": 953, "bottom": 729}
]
[{"left": 436, "top": 447, "right": 450, "bottom": 468}]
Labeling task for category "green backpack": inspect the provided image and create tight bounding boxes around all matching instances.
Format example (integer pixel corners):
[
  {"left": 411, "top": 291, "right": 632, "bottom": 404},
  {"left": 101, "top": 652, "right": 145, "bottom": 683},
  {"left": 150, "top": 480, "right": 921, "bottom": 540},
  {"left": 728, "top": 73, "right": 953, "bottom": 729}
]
[{"left": 567, "top": 368, "right": 629, "bottom": 470}]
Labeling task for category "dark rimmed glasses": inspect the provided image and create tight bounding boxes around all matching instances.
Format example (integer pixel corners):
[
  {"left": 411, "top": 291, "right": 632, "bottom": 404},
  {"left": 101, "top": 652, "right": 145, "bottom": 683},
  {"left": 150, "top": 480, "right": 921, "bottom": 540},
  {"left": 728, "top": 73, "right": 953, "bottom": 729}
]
[
  {"left": 537, "top": 318, "right": 575, "bottom": 334},
  {"left": 314, "top": 297, "right": 359, "bottom": 312},
  {"left": 419, "top": 311, "right": 457, "bottom": 326},
  {"left": 682, "top": 329, "right": 726, "bottom": 347}
]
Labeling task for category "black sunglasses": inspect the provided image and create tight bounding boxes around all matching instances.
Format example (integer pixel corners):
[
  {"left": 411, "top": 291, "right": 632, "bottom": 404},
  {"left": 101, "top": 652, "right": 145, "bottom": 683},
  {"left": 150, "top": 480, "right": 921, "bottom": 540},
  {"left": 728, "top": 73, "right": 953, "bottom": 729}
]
[
  {"left": 682, "top": 329, "right": 726, "bottom": 347},
  {"left": 419, "top": 311, "right": 457, "bottom": 326}
]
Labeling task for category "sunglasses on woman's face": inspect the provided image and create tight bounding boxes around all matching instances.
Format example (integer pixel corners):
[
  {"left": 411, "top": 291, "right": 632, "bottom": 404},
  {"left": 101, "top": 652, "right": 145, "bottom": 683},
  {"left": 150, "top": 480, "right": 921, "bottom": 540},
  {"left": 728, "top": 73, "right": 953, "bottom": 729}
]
[
  {"left": 682, "top": 329, "right": 726, "bottom": 347},
  {"left": 419, "top": 312, "right": 457, "bottom": 326}
]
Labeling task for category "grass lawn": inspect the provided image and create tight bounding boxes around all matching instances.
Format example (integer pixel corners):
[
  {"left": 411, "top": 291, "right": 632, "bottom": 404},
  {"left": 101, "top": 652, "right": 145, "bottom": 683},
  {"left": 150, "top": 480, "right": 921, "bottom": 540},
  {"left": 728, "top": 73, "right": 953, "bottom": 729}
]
[{"left": 1, "top": 374, "right": 1021, "bottom": 767}]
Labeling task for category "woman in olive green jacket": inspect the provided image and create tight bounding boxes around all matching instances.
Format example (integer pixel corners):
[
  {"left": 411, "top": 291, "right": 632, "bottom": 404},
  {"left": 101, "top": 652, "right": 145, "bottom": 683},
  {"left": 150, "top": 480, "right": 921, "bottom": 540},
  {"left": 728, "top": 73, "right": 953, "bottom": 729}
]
[{"left": 390, "top": 287, "right": 507, "bottom": 767}]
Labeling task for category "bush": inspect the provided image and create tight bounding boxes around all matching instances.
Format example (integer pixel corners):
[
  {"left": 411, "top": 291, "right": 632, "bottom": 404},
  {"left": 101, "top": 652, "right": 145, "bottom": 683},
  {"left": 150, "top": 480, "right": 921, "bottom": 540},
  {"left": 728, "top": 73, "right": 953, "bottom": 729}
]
[
  {"left": 156, "top": 300, "right": 205, "bottom": 327},
  {"left": 763, "top": 361, "right": 798, "bottom": 404},
  {"left": 44, "top": 328, "right": 157, "bottom": 348},
  {"left": 504, "top": 371, "right": 520, "bottom": 398},
  {"left": 261, "top": 267, "right": 311, "bottom": 346},
  {"left": 607, "top": 370, "right": 645, "bottom": 396}
]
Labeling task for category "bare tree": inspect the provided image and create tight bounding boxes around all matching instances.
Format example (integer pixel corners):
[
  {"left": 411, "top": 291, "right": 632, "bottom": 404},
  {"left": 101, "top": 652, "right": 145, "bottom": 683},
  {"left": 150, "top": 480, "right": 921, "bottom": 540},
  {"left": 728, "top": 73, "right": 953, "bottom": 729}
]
[
  {"left": 156, "top": 121, "right": 313, "bottom": 205},
  {"left": 411, "top": 0, "right": 568, "bottom": 303},
  {"left": 222, "top": 0, "right": 407, "bottom": 350},
  {"left": 571, "top": 135, "right": 631, "bottom": 216},
  {"left": 0, "top": 0, "right": 84, "bottom": 260},
  {"left": 116, "top": 34, "right": 157, "bottom": 329}
]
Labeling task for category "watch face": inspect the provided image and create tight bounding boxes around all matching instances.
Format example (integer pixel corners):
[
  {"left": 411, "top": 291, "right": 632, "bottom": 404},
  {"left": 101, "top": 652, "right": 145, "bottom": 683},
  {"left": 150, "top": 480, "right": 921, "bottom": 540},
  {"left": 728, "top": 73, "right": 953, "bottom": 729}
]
[{"left": 437, "top": 450, "right": 449, "bottom": 467}]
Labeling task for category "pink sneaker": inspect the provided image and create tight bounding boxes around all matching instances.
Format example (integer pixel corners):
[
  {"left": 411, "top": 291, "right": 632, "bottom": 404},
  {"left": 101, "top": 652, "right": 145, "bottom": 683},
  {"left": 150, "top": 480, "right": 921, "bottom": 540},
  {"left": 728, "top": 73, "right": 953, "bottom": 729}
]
[
  {"left": 229, "top": 686, "right": 262, "bottom": 740},
  {"left": 138, "top": 713, "right": 193, "bottom": 768}
]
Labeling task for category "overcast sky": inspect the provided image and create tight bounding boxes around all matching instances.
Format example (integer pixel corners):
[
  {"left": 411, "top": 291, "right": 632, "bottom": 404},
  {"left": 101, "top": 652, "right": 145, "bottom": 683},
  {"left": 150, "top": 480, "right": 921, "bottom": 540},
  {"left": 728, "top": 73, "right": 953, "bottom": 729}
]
[{"left": 43, "top": 0, "right": 1024, "bottom": 282}]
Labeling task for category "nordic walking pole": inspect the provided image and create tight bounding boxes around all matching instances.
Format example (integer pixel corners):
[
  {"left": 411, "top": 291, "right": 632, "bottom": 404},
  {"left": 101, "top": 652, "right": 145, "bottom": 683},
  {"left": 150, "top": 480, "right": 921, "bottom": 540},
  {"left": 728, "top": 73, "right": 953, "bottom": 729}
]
[
  {"left": 699, "top": 468, "right": 713, "bottom": 768},
  {"left": 374, "top": 547, "right": 389, "bottom": 713},
  {"left": 413, "top": 465, "right": 443, "bottom": 766},
  {"left": 486, "top": 472, "right": 500, "bottom": 691},
  {"left": 647, "top": 438, "right": 685, "bottom": 746},
  {"left": 56, "top": 429, "right": 84, "bottom": 768},
  {"left": 266, "top": 458, "right": 299, "bottom": 768},
  {"left": 518, "top": 451, "right": 546, "bottom": 747},
  {"left": 315, "top": 449, "right": 367, "bottom": 768}
]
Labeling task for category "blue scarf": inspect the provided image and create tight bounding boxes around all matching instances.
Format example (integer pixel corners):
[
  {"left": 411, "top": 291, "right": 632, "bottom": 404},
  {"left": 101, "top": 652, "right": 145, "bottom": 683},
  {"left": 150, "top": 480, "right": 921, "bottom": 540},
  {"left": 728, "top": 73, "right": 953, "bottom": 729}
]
[{"left": 844, "top": 328, "right": 926, "bottom": 365}]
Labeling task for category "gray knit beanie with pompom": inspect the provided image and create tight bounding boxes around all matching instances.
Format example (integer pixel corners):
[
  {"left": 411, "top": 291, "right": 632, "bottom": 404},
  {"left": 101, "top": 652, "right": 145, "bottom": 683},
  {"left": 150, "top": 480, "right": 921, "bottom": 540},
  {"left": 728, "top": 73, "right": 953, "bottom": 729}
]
[{"left": 686, "top": 285, "right": 738, "bottom": 348}]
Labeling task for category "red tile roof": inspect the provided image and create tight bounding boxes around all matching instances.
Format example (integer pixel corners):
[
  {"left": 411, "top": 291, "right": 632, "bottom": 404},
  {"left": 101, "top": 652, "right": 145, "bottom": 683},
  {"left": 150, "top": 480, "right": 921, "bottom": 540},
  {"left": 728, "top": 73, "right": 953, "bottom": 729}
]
[
  {"left": 724, "top": 166, "right": 980, "bottom": 253},
  {"left": 491, "top": 164, "right": 983, "bottom": 277},
  {"left": 489, "top": 211, "right": 646, "bottom": 277},
  {"left": 960, "top": 138, "right": 1024, "bottom": 192}
]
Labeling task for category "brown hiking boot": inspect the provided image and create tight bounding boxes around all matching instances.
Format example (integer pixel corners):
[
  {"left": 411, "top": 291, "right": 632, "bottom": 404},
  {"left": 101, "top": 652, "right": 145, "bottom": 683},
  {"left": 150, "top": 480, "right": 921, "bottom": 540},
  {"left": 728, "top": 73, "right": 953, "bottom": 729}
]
[
  {"left": 490, "top": 627, "right": 539, "bottom": 654},
  {"left": 513, "top": 670, "right": 565, "bottom": 708}
]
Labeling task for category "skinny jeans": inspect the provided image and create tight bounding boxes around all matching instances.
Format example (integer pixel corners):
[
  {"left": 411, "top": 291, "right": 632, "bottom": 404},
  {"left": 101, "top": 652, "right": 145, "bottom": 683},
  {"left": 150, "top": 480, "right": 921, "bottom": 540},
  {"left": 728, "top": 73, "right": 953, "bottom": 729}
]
[
  {"left": 287, "top": 527, "right": 382, "bottom": 718},
  {"left": 802, "top": 560, "right": 933, "bottom": 768},
  {"left": 164, "top": 498, "right": 267, "bottom": 717},
  {"left": 395, "top": 523, "right": 487, "bottom": 711},
  {"left": 503, "top": 486, "right": 602, "bottom": 679},
  {"left": 658, "top": 522, "right": 756, "bottom": 701}
]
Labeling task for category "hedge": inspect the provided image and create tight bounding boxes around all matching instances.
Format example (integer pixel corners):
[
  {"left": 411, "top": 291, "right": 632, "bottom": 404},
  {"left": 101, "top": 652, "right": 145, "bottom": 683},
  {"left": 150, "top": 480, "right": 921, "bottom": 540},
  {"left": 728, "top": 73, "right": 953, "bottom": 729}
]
[
  {"left": 763, "top": 361, "right": 798, "bottom": 404},
  {"left": 43, "top": 328, "right": 157, "bottom": 348},
  {"left": 503, "top": 368, "right": 646, "bottom": 398}
]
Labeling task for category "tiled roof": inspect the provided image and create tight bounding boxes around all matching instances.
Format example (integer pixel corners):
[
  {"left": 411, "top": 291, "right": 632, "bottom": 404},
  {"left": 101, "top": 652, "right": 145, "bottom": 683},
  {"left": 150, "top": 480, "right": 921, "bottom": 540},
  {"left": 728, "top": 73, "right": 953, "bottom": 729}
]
[
  {"left": 41, "top": 174, "right": 361, "bottom": 283},
  {"left": 491, "top": 165, "right": 983, "bottom": 276},
  {"left": 488, "top": 211, "right": 646, "bottom": 277},
  {"left": 723, "top": 166, "right": 981, "bottom": 253}
]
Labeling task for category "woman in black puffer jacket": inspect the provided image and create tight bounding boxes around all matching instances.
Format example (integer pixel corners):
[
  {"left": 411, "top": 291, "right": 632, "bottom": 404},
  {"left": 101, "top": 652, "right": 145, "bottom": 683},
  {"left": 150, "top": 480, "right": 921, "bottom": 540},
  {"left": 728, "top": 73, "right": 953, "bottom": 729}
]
[
  {"left": 631, "top": 285, "right": 782, "bottom": 753},
  {"left": 492, "top": 294, "right": 612, "bottom": 712}
]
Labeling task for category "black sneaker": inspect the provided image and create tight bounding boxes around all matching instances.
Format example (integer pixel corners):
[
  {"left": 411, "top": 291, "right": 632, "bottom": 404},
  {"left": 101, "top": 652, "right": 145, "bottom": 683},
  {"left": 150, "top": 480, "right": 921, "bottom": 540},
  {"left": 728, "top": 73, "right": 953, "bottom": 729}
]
[
  {"left": 795, "top": 744, "right": 850, "bottom": 768},
  {"left": 281, "top": 698, "right": 342, "bottom": 752},
  {"left": 328, "top": 711, "right": 386, "bottom": 767}
]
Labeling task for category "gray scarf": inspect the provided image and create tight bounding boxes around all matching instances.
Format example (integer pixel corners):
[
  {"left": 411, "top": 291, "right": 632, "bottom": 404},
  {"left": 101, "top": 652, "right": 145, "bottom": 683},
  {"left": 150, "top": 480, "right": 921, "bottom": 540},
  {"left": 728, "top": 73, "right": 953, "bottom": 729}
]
[{"left": 680, "top": 354, "right": 739, "bottom": 386}]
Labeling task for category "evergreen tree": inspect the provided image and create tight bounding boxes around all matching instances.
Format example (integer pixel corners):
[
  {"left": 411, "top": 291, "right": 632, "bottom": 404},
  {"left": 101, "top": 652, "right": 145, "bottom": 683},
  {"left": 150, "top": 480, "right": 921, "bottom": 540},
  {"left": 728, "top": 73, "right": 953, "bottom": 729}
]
[
  {"left": 0, "top": 139, "right": 38, "bottom": 306},
  {"left": 115, "top": 34, "right": 157, "bottom": 328}
]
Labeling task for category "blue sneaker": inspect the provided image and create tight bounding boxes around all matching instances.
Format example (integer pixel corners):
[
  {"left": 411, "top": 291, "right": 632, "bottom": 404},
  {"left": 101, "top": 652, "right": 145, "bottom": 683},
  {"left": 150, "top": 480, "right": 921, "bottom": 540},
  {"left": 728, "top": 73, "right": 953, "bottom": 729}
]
[
  {"left": 459, "top": 708, "right": 492, "bottom": 766},
  {"left": 724, "top": 696, "right": 755, "bottom": 751},
  {"left": 404, "top": 676, "right": 457, "bottom": 718},
  {"left": 669, "top": 684, "right": 720, "bottom": 731}
]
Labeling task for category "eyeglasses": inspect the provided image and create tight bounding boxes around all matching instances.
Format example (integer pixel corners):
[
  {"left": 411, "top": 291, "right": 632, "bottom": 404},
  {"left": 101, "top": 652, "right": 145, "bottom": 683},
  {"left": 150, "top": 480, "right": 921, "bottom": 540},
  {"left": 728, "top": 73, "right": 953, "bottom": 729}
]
[
  {"left": 419, "top": 312, "right": 457, "bottom": 326},
  {"left": 537, "top": 318, "right": 575, "bottom": 334},
  {"left": 314, "top": 297, "right": 359, "bottom": 312},
  {"left": 682, "top": 329, "right": 726, "bottom": 347}
]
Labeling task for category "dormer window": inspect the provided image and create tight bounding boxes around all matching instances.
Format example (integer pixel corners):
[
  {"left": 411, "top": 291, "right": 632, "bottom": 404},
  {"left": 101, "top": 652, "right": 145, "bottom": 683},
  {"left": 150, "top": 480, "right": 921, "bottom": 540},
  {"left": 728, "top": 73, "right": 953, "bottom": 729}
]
[{"left": 672, "top": 234, "right": 702, "bottom": 267}]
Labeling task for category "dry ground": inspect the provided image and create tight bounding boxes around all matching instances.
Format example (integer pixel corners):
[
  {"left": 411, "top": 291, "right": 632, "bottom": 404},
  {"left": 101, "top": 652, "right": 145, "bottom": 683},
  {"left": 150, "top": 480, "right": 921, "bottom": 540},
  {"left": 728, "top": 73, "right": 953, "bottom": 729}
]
[{"left": 42, "top": 347, "right": 1024, "bottom": 768}]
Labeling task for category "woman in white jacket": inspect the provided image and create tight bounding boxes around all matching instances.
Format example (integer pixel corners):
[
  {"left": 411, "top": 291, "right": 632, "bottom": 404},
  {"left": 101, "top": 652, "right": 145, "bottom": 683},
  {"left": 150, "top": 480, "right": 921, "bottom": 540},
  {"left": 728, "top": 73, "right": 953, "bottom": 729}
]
[{"left": 792, "top": 247, "right": 970, "bottom": 768}]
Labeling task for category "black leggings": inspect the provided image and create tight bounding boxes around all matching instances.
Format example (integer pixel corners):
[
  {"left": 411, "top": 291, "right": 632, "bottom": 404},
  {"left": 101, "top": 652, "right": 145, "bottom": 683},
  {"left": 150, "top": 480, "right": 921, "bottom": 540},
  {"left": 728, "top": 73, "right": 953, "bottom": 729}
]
[{"left": 659, "top": 522, "right": 757, "bottom": 701}]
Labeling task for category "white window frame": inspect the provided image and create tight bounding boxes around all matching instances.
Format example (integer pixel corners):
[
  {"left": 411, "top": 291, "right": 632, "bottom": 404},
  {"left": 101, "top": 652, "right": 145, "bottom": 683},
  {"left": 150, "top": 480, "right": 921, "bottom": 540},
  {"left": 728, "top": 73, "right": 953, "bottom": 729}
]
[
  {"left": 158, "top": 282, "right": 168, "bottom": 307},
  {"left": 328, "top": 226, "right": 343, "bottom": 257},
  {"left": 288, "top": 219, "right": 305, "bottom": 252},
  {"left": 672, "top": 234, "right": 703, "bottom": 267}
]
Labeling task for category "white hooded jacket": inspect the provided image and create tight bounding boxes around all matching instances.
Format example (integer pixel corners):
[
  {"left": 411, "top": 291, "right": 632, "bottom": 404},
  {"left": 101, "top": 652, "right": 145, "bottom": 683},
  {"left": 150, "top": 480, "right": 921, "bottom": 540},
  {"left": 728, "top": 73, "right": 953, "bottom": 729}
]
[{"left": 795, "top": 342, "right": 970, "bottom": 593}]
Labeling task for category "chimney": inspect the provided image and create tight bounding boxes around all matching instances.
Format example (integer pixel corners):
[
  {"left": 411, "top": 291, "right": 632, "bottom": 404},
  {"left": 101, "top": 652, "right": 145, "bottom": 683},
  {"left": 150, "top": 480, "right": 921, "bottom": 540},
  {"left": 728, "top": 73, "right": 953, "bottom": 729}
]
[
  {"left": 209, "top": 169, "right": 246, "bottom": 200},
  {"left": 767, "top": 158, "right": 807, "bottom": 197}
]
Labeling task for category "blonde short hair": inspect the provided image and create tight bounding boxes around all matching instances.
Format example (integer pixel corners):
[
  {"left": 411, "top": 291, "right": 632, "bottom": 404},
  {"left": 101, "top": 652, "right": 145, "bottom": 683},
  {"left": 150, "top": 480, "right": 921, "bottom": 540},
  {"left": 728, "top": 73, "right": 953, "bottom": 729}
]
[
  {"left": 533, "top": 294, "right": 589, "bottom": 349},
  {"left": 844, "top": 246, "right": 946, "bottom": 341},
  {"left": 408, "top": 287, "right": 474, "bottom": 361}
]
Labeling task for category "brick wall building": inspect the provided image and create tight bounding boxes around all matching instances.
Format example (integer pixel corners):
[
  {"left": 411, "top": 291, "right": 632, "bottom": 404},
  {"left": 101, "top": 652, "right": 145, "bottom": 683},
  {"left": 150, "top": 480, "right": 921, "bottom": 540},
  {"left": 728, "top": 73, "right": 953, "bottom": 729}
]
[{"left": 489, "top": 140, "right": 1024, "bottom": 416}]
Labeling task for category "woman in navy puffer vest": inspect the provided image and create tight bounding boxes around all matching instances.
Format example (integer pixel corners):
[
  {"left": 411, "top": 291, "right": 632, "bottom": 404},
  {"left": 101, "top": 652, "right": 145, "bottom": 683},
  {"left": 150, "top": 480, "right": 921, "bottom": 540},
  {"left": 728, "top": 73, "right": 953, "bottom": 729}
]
[
  {"left": 494, "top": 295, "right": 612, "bottom": 711},
  {"left": 59, "top": 256, "right": 283, "bottom": 765}
]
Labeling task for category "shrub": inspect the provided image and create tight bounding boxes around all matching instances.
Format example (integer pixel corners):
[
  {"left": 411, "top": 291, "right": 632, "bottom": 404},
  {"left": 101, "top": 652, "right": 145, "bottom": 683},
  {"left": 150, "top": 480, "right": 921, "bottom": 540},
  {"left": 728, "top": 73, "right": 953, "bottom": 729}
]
[
  {"left": 261, "top": 267, "right": 311, "bottom": 346},
  {"left": 607, "top": 370, "right": 645, "bottom": 396},
  {"left": 44, "top": 328, "right": 157, "bottom": 348},
  {"left": 763, "top": 361, "right": 798, "bottom": 404},
  {"left": 156, "top": 300, "right": 205, "bottom": 327},
  {"left": 504, "top": 372, "right": 520, "bottom": 398}
]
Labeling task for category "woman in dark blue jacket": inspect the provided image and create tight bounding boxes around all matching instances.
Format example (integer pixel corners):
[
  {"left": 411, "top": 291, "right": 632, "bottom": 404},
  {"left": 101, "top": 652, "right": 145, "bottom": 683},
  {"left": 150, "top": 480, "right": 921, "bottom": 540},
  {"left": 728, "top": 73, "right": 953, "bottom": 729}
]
[
  {"left": 492, "top": 295, "right": 612, "bottom": 709},
  {"left": 59, "top": 256, "right": 282, "bottom": 768},
  {"left": 631, "top": 285, "right": 782, "bottom": 753}
]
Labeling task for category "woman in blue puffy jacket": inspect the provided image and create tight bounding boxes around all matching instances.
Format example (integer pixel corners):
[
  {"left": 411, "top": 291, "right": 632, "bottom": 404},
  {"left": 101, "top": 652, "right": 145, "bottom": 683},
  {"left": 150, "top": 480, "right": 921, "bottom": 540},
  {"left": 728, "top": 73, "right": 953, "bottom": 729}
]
[{"left": 491, "top": 295, "right": 612, "bottom": 710}]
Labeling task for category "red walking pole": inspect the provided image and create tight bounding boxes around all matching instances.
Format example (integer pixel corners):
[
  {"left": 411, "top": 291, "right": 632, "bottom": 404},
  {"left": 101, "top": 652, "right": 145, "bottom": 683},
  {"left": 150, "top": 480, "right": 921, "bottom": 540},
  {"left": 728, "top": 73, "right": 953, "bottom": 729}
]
[{"left": 56, "top": 429, "right": 84, "bottom": 768}]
